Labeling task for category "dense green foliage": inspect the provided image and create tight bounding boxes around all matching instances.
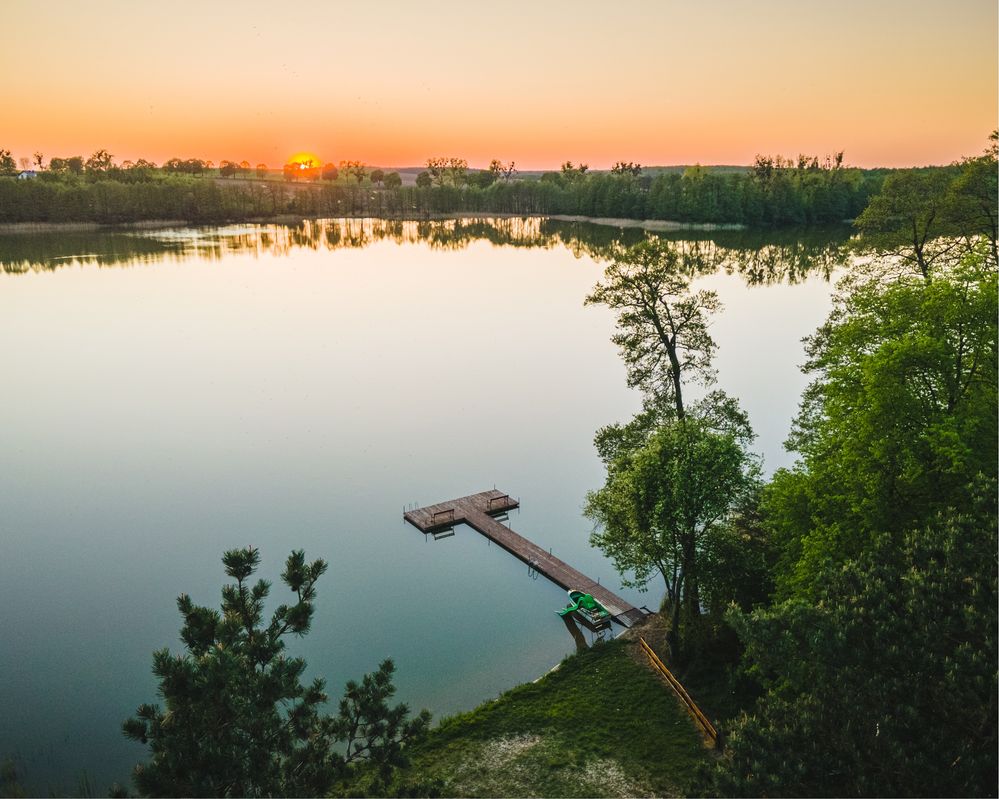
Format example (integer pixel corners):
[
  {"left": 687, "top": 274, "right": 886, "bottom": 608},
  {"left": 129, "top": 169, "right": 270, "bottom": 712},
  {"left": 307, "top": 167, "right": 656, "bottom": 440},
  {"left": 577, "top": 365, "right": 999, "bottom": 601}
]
[
  {"left": 705, "top": 145, "right": 999, "bottom": 796},
  {"left": 123, "top": 548, "right": 430, "bottom": 797},
  {"left": 586, "top": 419, "right": 759, "bottom": 655},
  {"left": 0, "top": 174, "right": 291, "bottom": 224},
  {"left": 408, "top": 640, "right": 707, "bottom": 797},
  {"left": 768, "top": 247, "right": 997, "bottom": 596},
  {"left": 712, "top": 248, "right": 998, "bottom": 796},
  {"left": 715, "top": 490, "right": 997, "bottom": 797}
]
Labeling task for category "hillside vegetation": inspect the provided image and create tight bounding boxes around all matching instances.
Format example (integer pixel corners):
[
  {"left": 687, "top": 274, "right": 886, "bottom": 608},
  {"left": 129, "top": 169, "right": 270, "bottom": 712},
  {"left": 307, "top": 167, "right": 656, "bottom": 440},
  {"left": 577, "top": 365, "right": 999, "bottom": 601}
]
[{"left": 403, "top": 634, "right": 712, "bottom": 798}]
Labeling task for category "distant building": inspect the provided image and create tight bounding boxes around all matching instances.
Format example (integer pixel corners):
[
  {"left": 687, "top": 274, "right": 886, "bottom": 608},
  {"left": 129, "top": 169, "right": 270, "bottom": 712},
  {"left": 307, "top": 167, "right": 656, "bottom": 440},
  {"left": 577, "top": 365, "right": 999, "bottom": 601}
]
[{"left": 17, "top": 170, "right": 37, "bottom": 180}]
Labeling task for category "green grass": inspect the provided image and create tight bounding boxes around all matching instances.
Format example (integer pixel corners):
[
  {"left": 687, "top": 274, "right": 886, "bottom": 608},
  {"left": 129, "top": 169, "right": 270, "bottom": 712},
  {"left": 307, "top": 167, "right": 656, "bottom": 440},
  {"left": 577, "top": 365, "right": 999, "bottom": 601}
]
[{"left": 405, "top": 639, "right": 711, "bottom": 797}]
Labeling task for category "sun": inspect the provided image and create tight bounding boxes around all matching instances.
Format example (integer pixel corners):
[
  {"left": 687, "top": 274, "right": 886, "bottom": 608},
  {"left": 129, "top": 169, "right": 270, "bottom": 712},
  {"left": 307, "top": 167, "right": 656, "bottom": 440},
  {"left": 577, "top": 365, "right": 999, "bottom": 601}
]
[{"left": 288, "top": 151, "right": 321, "bottom": 169}]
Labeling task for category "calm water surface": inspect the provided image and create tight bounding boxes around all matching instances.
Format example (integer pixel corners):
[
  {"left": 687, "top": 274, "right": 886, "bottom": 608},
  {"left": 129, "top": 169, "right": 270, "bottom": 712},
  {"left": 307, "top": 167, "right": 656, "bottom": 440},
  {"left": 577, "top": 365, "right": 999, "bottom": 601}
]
[{"left": 0, "top": 218, "right": 848, "bottom": 791}]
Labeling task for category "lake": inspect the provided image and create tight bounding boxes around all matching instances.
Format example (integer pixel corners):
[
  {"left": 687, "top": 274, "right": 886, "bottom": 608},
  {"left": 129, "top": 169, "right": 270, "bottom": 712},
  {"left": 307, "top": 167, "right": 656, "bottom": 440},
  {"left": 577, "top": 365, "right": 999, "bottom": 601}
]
[{"left": 0, "top": 218, "right": 849, "bottom": 792}]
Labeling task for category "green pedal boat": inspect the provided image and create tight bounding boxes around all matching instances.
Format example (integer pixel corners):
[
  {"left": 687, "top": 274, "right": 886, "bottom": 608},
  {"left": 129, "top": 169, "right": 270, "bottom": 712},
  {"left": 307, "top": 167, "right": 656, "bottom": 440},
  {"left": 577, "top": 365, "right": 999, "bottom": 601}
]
[{"left": 557, "top": 589, "right": 611, "bottom": 625}]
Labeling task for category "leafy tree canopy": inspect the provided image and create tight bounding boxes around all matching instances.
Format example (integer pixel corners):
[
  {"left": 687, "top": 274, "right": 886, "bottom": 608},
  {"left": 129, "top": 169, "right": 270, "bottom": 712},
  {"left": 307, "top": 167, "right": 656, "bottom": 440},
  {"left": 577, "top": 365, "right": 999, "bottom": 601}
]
[
  {"left": 586, "top": 416, "right": 759, "bottom": 656},
  {"left": 770, "top": 245, "right": 997, "bottom": 596},
  {"left": 85, "top": 148, "right": 115, "bottom": 173},
  {"left": 0, "top": 149, "right": 18, "bottom": 175}
]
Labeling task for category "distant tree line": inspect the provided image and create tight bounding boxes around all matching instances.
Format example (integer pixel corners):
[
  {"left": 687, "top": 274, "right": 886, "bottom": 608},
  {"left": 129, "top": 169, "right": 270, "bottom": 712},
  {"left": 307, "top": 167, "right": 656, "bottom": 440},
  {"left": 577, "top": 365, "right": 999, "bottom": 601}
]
[
  {"left": 0, "top": 146, "right": 983, "bottom": 228},
  {"left": 0, "top": 174, "right": 291, "bottom": 224}
]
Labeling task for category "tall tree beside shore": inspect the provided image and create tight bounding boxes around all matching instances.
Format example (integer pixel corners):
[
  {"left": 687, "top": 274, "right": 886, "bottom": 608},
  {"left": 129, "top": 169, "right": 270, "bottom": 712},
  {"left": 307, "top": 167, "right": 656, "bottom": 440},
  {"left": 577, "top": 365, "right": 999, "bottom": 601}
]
[
  {"left": 585, "top": 239, "right": 720, "bottom": 418},
  {"left": 585, "top": 239, "right": 760, "bottom": 657},
  {"left": 585, "top": 417, "right": 758, "bottom": 654}
]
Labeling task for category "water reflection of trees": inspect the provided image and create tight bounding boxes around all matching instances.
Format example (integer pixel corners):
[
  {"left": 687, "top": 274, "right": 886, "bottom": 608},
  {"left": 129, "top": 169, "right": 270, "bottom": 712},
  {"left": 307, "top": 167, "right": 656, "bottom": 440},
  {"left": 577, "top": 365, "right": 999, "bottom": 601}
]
[
  {"left": 0, "top": 217, "right": 854, "bottom": 285},
  {"left": 560, "top": 225, "right": 852, "bottom": 285},
  {"left": 0, "top": 230, "right": 192, "bottom": 273}
]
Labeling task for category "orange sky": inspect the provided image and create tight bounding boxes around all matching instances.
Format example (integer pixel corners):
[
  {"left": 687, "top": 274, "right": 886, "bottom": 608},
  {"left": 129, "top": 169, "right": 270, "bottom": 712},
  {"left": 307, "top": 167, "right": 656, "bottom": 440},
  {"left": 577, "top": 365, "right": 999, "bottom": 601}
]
[{"left": 3, "top": 0, "right": 996, "bottom": 169}]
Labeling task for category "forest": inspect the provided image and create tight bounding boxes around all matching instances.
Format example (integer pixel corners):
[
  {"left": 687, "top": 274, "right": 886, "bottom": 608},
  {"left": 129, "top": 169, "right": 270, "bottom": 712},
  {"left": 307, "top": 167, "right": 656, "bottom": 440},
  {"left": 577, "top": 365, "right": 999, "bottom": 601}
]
[{"left": 0, "top": 149, "right": 893, "bottom": 227}]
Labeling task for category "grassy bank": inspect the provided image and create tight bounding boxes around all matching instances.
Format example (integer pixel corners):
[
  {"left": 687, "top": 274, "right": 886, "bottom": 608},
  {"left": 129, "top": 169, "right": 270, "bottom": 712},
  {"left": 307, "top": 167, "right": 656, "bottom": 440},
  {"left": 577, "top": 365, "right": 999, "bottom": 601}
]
[{"left": 404, "top": 633, "right": 713, "bottom": 797}]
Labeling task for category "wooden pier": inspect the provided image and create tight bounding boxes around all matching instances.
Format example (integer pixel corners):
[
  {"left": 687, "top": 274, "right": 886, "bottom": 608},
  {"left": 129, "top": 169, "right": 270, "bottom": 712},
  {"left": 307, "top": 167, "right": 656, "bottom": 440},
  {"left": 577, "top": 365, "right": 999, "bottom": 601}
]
[{"left": 403, "top": 489, "right": 649, "bottom": 627}]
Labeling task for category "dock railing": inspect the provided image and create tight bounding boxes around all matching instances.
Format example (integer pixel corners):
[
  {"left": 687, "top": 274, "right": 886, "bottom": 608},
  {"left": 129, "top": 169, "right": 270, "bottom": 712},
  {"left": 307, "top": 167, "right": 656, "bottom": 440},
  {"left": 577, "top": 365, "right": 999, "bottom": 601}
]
[
  {"left": 487, "top": 494, "right": 511, "bottom": 511},
  {"left": 404, "top": 490, "right": 646, "bottom": 629},
  {"left": 431, "top": 508, "right": 455, "bottom": 526}
]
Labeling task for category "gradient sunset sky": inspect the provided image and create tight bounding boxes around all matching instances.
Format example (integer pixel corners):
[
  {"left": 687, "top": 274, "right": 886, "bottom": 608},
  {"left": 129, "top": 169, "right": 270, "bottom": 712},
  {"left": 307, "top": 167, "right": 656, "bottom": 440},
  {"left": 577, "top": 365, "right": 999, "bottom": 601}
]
[{"left": 4, "top": 0, "right": 996, "bottom": 170}]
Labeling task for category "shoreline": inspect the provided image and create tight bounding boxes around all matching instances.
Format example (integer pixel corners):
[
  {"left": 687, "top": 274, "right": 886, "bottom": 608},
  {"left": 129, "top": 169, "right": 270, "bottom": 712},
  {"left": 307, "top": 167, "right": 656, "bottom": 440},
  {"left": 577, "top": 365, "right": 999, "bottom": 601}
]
[
  {"left": 546, "top": 214, "right": 745, "bottom": 231},
  {"left": 0, "top": 220, "right": 191, "bottom": 234},
  {"left": 0, "top": 213, "right": 747, "bottom": 235}
]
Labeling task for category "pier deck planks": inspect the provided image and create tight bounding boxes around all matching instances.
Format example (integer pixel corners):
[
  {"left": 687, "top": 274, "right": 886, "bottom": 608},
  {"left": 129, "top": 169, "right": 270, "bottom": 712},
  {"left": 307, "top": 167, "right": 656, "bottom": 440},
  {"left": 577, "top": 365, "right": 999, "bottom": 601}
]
[{"left": 404, "top": 489, "right": 648, "bottom": 627}]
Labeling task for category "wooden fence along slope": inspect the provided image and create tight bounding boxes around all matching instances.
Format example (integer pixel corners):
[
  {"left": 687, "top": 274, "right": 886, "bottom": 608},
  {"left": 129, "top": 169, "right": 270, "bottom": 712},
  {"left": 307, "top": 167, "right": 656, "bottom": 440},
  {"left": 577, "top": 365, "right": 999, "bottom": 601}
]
[{"left": 639, "top": 637, "right": 719, "bottom": 747}]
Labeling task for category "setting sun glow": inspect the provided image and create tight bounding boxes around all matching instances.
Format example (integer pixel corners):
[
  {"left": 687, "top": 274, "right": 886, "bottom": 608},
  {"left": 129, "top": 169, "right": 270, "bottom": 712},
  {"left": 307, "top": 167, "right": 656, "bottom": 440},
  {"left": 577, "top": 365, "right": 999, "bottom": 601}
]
[
  {"left": 2, "top": 1, "right": 995, "bottom": 168},
  {"left": 288, "top": 152, "right": 321, "bottom": 169}
]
